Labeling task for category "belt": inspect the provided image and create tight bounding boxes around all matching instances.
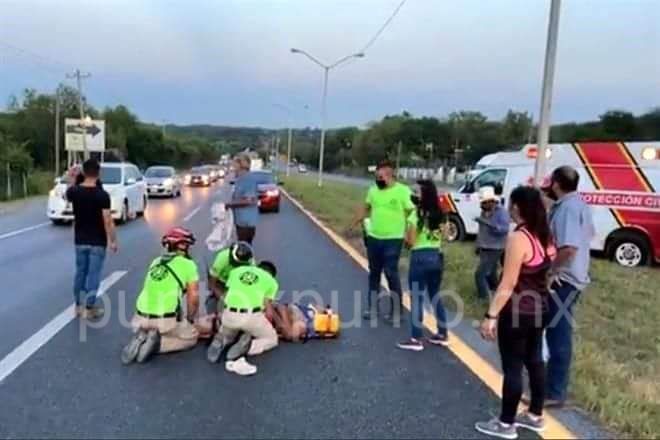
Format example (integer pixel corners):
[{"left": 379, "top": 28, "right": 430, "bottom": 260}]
[
  {"left": 137, "top": 310, "right": 178, "bottom": 319},
  {"left": 226, "top": 306, "right": 262, "bottom": 314}
]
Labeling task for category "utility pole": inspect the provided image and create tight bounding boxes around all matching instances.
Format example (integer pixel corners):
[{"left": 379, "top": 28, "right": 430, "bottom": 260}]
[
  {"left": 534, "top": 0, "right": 561, "bottom": 185},
  {"left": 66, "top": 69, "right": 91, "bottom": 160},
  {"left": 396, "top": 140, "right": 403, "bottom": 176},
  {"left": 286, "top": 127, "right": 293, "bottom": 177},
  {"left": 54, "top": 86, "right": 61, "bottom": 177}
]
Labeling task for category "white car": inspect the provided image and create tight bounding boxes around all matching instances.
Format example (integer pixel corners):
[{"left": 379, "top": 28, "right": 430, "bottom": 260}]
[
  {"left": 47, "top": 162, "right": 148, "bottom": 225},
  {"left": 144, "top": 165, "right": 182, "bottom": 198}
]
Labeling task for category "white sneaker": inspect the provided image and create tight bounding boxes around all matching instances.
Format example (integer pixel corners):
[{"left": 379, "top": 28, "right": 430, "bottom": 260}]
[{"left": 225, "top": 357, "right": 257, "bottom": 376}]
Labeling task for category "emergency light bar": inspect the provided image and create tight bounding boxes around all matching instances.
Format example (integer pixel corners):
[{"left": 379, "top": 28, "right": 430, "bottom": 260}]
[{"left": 526, "top": 146, "right": 553, "bottom": 159}]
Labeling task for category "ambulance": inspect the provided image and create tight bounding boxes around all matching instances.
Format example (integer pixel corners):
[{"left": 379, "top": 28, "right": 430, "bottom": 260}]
[{"left": 440, "top": 142, "right": 660, "bottom": 267}]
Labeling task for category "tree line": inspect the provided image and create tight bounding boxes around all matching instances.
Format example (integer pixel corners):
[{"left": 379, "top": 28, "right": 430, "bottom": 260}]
[
  {"left": 0, "top": 86, "right": 221, "bottom": 179},
  {"left": 290, "top": 108, "right": 660, "bottom": 172}
]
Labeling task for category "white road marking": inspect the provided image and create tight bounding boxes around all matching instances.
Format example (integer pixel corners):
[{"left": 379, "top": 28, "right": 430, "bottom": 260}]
[
  {"left": 0, "top": 222, "right": 51, "bottom": 241},
  {"left": 183, "top": 206, "right": 201, "bottom": 223},
  {"left": 0, "top": 270, "right": 128, "bottom": 385}
]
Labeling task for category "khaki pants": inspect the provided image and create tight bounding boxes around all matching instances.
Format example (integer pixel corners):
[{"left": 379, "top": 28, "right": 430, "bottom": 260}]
[
  {"left": 218, "top": 310, "right": 278, "bottom": 356},
  {"left": 131, "top": 315, "right": 199, "bottom": 354}
]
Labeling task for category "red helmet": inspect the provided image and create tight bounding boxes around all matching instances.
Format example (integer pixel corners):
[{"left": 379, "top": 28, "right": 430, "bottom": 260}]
[{"left": 162, "top": 227, "right": 196, "bottom": 250}]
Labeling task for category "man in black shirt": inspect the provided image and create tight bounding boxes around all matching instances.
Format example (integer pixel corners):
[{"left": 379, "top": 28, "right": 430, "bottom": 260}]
[{"left": 66, "top": 159, "right": 118, "bottom": 319}]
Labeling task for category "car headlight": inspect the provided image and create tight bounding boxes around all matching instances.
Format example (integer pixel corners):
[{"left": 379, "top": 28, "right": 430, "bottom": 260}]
[
  {"left": 202, "top": 175, "right": 209, "bottom": 181},
  {"left": 184, "top": 175, "right": 191, "bottom": 183},
  {"left": 163, "top": 178, "right": 174, "bottom": 187}
]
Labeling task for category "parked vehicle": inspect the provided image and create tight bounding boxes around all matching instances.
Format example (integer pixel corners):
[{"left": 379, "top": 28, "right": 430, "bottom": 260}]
[
  {"left": 440, "top": 142, "right": 660, "bottom": 267},
  {"left": 48, "top": 162, "right": 147, "bottom": 224},
  {"left": 298, "top": 164, "right": 308, "bottom": 174},
  {"left": 144, "top": 166, "right": 181, "bottom": 198}
]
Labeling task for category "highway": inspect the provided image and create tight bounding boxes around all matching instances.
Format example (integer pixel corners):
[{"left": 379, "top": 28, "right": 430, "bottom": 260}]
[{"left": 0, "top": 181, "right": 538, "bottom": 438}]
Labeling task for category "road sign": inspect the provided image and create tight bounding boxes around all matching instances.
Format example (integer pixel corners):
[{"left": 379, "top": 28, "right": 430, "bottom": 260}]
[{"left": 65, "top": 118, "right": 105, "bottom": 152}]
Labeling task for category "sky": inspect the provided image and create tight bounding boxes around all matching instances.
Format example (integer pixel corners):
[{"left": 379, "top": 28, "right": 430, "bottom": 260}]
[{"left": 0, "top": 0, "right": 658, "bottom": 128}]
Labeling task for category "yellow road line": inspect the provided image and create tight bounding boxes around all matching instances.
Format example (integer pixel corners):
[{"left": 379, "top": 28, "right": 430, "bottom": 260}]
[{"left": 282, "top": 189, "right": 575, "bottom": 440}]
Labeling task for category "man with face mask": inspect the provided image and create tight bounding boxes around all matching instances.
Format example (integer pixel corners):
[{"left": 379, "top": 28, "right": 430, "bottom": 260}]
[
  {"left": 474, "top": 186, "right": 510, "bottom": 299},
  {"left": 352, "top": 161, "right": 415, "bottom": 321},
  {"left": 541, "top": 165, "right": 594, "bottom": 408}
]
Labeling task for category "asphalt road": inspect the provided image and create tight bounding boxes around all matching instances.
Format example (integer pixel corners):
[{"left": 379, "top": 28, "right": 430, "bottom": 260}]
[{"left": 0, "top": 182, "right": 538, "bottom": 439}]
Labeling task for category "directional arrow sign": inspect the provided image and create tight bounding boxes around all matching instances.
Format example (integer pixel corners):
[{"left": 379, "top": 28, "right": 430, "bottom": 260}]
[{"left": 65, "top": 119, "right": 106, "bottom": 152}]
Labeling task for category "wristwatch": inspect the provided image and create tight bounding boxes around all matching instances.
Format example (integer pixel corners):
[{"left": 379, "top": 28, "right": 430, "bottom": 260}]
[{"left": 484, "top": 312, "right": 497, "bottom": 320}]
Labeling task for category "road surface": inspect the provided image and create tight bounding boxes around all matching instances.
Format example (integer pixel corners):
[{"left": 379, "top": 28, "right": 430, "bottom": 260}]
[{"left": 0, "top": 182, "right": 537, "bottom": 438}]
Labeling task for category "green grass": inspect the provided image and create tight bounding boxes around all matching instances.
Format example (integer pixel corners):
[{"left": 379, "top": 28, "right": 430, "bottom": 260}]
[{"left": 282, "top": 174, "right": 660, "bottom": 439}]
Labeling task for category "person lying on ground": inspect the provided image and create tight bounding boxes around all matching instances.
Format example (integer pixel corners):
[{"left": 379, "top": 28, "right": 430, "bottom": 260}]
[
  {"left": 206, "top": 259, "right": 279, "bottom": 376},
  {"left": 267, "top": 300, "right": 340, "bottom": 342},
  {"left": 120, "top": 227, "right": 200, "bottom": 365}
]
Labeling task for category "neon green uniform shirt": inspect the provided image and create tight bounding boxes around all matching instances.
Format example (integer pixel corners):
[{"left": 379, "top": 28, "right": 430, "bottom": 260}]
[
  {"left": 136, "top": 254, "right": 199, "bottom": 316},
  {"left": 224, "top": 265, "right": 279, "bottom": 310},
  {"left": 366, "top": 182, "right": 415, "bottom": 240},
  {"left": 407, "top": 211, "right": 443, "bottom": 250},
  {"left": 210, "top": 248, "right": 256, "bottom": 283}
]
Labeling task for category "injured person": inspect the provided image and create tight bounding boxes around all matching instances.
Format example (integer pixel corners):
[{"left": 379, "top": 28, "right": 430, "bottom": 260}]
[{"left": 268, "top": 302, "right": 341, "bottom": 342}]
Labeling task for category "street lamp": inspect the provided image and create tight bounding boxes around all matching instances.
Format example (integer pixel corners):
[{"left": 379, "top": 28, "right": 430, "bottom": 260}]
[
  {"left": 290, "top": 48, "right": 364, "bottom": 186},
  {"left": 273, "top": 103, "right": 310, "bottom": 176}
]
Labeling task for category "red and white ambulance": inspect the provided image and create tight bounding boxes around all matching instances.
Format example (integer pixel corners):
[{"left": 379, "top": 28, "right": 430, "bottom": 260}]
[{"left": 441, "top": 141, "right": 660, "bottom": 267}]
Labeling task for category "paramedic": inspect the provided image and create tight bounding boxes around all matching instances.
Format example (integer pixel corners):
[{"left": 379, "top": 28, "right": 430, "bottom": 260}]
[
  {"left": 474, "top": 186, "right": 510, "bottom": 299},
  {"left": 121, "top": 227, "right": 200, "bottom": 365},
  {"left": 206, "top": 260, "right": 279, "bottom": 376},
  {"left": 544, "top": 166, "right": 594, "bottom": 407},
  {"left": 397, "top": 179, "right": 449, "bottom": 351},
  {"left": 352, "top": 160, "right": 415, "bottom": 321}
]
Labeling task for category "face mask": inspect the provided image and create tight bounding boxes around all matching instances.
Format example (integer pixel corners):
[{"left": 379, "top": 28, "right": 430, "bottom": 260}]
[
  {"left": 411, "top": 195, "right": 420, "bottom": 205},
  {"left": 375, "top": 179, "right": 387, "bottom": 189}
]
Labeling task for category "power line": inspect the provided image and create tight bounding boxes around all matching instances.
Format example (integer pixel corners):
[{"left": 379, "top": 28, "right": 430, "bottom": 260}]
[
  {"left": 359, "top": 0, "right": 408, "bottom": 53},
  {"left": 0, "top": 40, "right": 76, "bottom": 73}
]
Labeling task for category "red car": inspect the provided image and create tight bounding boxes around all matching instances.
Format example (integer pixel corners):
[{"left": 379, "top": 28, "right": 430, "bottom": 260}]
[{"left": 254, "top": 171, "right": 281, "bottom": 213}]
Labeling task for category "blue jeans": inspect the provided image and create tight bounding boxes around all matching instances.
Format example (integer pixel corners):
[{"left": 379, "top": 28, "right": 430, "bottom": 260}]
[
  {"left": 366, "top": 237, "right": 403, "bottom": 310},
  {"left": 74, "top": 245, "right": 107, "bottom": 307},
  {"left": 545, "top": 281, "right": 581, "bottom": 401},
  {"left": 408, "top": 250, "right": 446, "bottom": 339},
  {"left": 474, "top": 248, "right": 502, "bottom": 299}
]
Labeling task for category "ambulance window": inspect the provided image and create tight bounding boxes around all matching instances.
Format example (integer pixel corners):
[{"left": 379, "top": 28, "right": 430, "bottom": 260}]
[{"left": 472, "top": 169, "right": 507, "bottom": 195}]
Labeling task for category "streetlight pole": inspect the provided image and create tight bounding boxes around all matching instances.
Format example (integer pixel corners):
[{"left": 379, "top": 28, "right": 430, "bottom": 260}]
[
  {"left": 534, "top": 0, "right": 562, "bottom": 185},
  {"left": 290, "top": 48, "right": 364, "bottom": 187},
  {"left": 273, "top": 103, "right": 310, "bottom": 177}
]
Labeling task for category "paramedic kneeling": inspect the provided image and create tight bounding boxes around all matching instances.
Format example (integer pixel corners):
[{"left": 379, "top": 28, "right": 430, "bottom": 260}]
[
  {"left": 207, "top": 261, "right": 279, "bottom": 376},
  {"left": 121, "top": 227, "right": 200, "bottom": 365}
]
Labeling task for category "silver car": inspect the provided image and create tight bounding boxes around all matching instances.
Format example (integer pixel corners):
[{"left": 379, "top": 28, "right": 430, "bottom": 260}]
[{"left": 144, "top": 166, "right": 182, "bottom": 198}]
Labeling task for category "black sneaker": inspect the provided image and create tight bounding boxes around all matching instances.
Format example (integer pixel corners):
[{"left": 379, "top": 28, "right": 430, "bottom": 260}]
[
  {"left": 362, "top": 310, "right": 373, "bottom": 320},
  {"left": 207, "top": 336, "right": 225, "bottom": 363},
  {"left": 136, "top": 329, "right": 160, "bottom": 363},
  {"left": 427, "top": 334, "right": 450, "bottom": 347},
  {"left": 396, "top": 338, "right": 424, "bottom": 352},
  {"left": 120, "top": 330, "right": 148, "bottom": 365}
]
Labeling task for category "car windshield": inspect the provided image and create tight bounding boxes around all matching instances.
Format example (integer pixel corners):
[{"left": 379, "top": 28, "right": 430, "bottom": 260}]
[
  {"left": 100, "top": 166, "right": 122, "bottom": 184},
  {"left": 145, "top": 167, "right": 173, "bottom": 178},
  {"left": 253, "top": 171, "right": 275, "bottom": 184},
  {"left": 191, "top": 167, "right": 207, "bottom": 174}
]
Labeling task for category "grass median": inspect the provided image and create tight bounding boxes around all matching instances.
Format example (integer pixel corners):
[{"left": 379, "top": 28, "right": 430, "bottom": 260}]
[{"left": 281, "top": 174, "right": 660, "bottom": 439}]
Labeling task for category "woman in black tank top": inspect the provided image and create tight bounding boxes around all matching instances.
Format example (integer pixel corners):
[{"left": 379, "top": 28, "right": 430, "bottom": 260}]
[{"left": 475, "top": 186, "right": 555, "bottom": 439}]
